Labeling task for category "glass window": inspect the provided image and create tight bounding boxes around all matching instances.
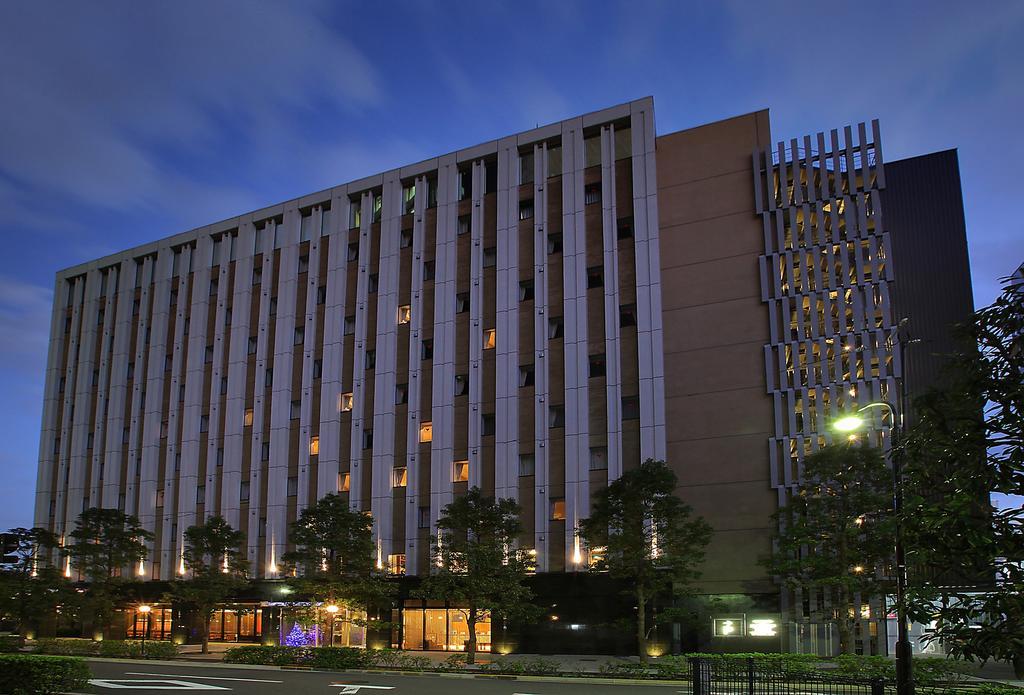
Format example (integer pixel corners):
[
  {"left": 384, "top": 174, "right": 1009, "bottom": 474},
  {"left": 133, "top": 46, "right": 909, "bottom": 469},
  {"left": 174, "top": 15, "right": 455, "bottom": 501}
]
[
  {"left": 519, "top": 454, "right": 535, "bottom": 477},
  {"left": 338, "top": 472, "right": 350, "bottom": 492},
  {"left": 547, "top": 317, "right": 563, "bottom": 340},
  {"left": 589, "top": 446, "right": 608, "bottom": 470},
  {"left": 388, "top": 553, "right": 406, "bottom": 575},
  {"left": 589, "top": 353, "right": 606, "bottom": 378},
  {"left": 244, "top": 409, "right": 254, "bottom": 427},
  {"left": 584, "top": 183, "right": 601, "bottom": 205},
  {"left": 396, "top": 383, "right": 408, "bottom": 405},
  {"left": 392, "top": 467, "right": 407, "bottom": 488},
  {"left": 519, "top": 364, "right": 534, "bottom": 388},
  {"left": 483, "top": 329, "right": 496, "bottom": 350},
  {"left": 586, "top": 266, "right": 603, "bottom": 289},
  {"left": 550, "top": 498, "right": 566, "bottom": 520},
  {"left": 453, "top": 460, "right": 469, "bottom": 483},
  {"left": 622, "top": 395, "right": 640, "bottom": 420},
  {"left": 456, "top": 292, "right": 469, "bottom": 313},
  {"left": 483, "top": 247, "right": 497, "bottom": 268},
  {"left": 339, "top": 392, "right": 353, "bottom": 412},
  {"left": 400, "top": 228, "right": 414, "bottom": 248},
  {"left": 310, "top": 436, "right": 320, "bottom": 456},
  {"left": 420, "top": 421, "right": 433, "bottom": 443},
  {"left": 619, "top": 303, "right": 637, "bottom": 327},
  {"left": 519, "top": 199, "right": 534, "bottom": 220},
  {"left": 547, "top": 233, "right": 562, "bottom": 255},
  {"left": 518, "top": 280, "right": 534, "bottom": 302},
  {"left": 398, "top": 305, "right": 411, "bottom": 324}
]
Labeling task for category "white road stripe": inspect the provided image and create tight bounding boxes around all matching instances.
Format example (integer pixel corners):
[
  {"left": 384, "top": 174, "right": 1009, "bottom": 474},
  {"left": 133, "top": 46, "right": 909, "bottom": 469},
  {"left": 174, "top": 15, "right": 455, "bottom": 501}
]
[
  {"left": 126, "top": 672, "right": 284, "bottom": 683},
  {"left": 89, "top": 679, "right": 229, "bottom": 690}
]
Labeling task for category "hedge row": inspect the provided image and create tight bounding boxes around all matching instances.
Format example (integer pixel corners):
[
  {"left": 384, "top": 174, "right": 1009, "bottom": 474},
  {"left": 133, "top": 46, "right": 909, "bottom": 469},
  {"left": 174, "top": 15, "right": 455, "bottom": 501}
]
[
  {"left": 223, "top": 645, "right": 370, "bottom": 669},
  {"left": 34, "top": 637, "right": 178, "bottom": 659},
  {"left": 0, "top": 654, "right": 91, "bottom": 695}
]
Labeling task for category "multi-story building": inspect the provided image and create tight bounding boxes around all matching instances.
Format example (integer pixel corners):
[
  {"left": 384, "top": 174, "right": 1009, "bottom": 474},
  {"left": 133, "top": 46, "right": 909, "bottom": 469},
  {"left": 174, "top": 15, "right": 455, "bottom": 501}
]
[{"left": 33, "top": 97, "right": 973, "bottom": 654}]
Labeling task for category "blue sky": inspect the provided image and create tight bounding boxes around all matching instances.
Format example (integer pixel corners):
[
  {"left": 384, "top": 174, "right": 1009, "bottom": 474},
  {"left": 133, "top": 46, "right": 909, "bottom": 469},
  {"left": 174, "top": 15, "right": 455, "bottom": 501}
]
[{"left": 1, "top": 0, "right": 1021, "bottom": 530}]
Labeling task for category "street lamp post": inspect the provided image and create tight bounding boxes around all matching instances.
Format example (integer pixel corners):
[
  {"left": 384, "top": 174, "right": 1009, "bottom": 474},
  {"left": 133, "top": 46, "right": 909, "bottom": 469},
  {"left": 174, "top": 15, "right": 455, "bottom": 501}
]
[
  {"left": 834, "top": 401, "right": 914, "bottom": 695},
  {"left": 138, "top": 605, "right": 152, "bottom": 658},
  {"left": 325, "top": 604, "right": 339, "bottom": 647}
]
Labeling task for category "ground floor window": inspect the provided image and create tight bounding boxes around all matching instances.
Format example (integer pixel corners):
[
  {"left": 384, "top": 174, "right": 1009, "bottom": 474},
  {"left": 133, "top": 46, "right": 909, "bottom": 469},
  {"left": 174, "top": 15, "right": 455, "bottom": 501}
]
[
  {"left": 208, "top": 607, "right": 261, "bottom": 642},
  {"left": 398, "top": 601, "right": 491, "bottom": 651},
  {"left": 125, "top": 607, "right": 173, "bottom": 640},
  {"left": 272, "top": 604, "right": 367, "bottom": 648}
]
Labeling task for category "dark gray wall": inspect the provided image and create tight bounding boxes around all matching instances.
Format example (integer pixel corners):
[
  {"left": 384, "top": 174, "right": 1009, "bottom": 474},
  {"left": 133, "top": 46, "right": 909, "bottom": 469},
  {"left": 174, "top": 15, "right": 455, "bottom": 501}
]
[{"left": 884, "top": 149, "right": 974, "bottom": 402}]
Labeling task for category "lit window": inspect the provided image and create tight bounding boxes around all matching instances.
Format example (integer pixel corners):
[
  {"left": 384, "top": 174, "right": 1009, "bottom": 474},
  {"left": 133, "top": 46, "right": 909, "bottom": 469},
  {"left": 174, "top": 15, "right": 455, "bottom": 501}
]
[
  {"left": 309, "top": 436, "right": 319, "bottom": 456},
  {"left": 339, "top": 392, "right": 353, "bottom": 412},
  {"left": 338, "top": 472, "right": 350, "bottom": 492},
  {"left": 483, "top": 329, "right": 496, "bottom": 350},
  {"left": 588, "top": 546, "right": 606, "bottom": 568},
  {"left": 392, "top": 467, "right": 407, "bottom": 488},
  {"left": 398, "top": 305, "right": 411, "bottom": 324},
  {"left": 244, "top": 409, "right": 254, "bottom": 427},
  {"left": 419, "top": 421, "right": 433, "bottom": 443},
  {"left": 550, "top": 498, "right": 566, "bottom": 521},
  {"left": 453, "top": 460, "right": 469, "bottom": 483},
  {"left": 388, "top": 553, "right": 406, "bottom": 576}
]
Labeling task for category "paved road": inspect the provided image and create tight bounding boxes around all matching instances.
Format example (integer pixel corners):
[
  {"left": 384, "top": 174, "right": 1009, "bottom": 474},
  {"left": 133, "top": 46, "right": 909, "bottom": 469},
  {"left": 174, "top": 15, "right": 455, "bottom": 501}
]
[{"left": 81, "top": 660, "right": 686, "bottom": 694}]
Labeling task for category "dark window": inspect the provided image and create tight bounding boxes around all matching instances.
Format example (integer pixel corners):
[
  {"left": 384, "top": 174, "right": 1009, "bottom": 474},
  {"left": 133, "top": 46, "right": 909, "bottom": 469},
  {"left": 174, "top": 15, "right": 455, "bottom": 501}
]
[
  {"left": 200, "top": 415, "right": 209, "bottom": 433},
  {"left": 520, "top": 151, "right": 535, "bottom": 184},
  {"left": 619, "top": 303, "right": 637, "bottom": 328},
  {"left": 519, "top": 280, "right": 534, "bottom": 302},
  {"left": 240, "top": 481, "right": 250, "bottom": 502},
  {"left": 344, "top": 315, "right": 356, "bottom": 335},
  {"left": 209, "top": 279, "right": 218, "bottom": 295},
  {"left": 548, "top": 316, "right": 564, "bottom": 340},
  {"left": 483, "top": 247, "right": 497, "bottom": 268},
  {"left": 547, "top": 233, "right": 562, "bottom": 255},
  {"left": 248, "top": 336, "right": 258, "bottom": 355},
  {"left": 363, "top": 429, "right": 373, "bottom": 449},
  {"left": 423, "top": 260, "right": 435, "bottom": 281},
  {"left": 368, "top": 274, "right": 378, "bottom": 293},
  {"left": 587, "top": 266, "right": 603, "bottom": 289},
  {"left": 262, "top": 441, "right": 270, "bottom": 460},
  {"left": 317, "top": 285, "right": 327, "bottom": 305},
  {"left": 589, "top": 446, "right": 608, "bottom": 470},
  {"left": 220, "top": 377, "right": 228, "bottom": 395},
  {"left": 290, "top": 400, "right": 301, "bottom": 419},
  {"left": 197, "top": 486, "right": 205, "bottom": 504},
  {"left": 584, "top": 183, "right": 601, "bottom": 205},
  {"left": 519, "top": 199, "right": 534, "bottom": 220},
  {"left": 252, "top": 267, "right": 262, "bottom": 285},
  {"left": 549, "top": 405, "right": 565, "bottom": 428},
  {"left": 519, "top": 363, "right": 535, "bottom": 387},
  {"left": 169, "top": 289, "right": 178, "bottom": 306},
  {"left": 456, "top": 292, "right": 470, "bottom": 314},
  {"left": 421, "top": 339, "right": 433, "bottom": 361},
  {"left": 365, "top": 350, "right": 376, "bottom": 370},
  {"left": 347, "top": 242, "right": 359, "bottom": 262},
  {"left": 287, "top": 476, "right": 297, "bottom": 497},
  {"left": 269, "top": 297, "right": 277, "bottom": 316},
  {"left": 265, "top": 368, "right": 273, "bottom": 388},
  {"left": 617, "top": 216, "right": 634, "bottom": 240},
  {"left": 312, "top": 359, "right": 322, "bottom": 379},
  {"left": 458, "top": 170, "right": 472, "bottom": 201},
  {"left": 458, "top": 214, "right": 471, "bottom": 236},
  {"left": 481, "top": 413, "right": 495, "bottom": 437},
  {"left": 205, "top": 345, "right": 214, "bottom": 363},
  {"left": 395, "top": 383, "right": 408, "bottom": 405},
  {"left": 622, "top": 395, "right": 641, "bottom": 420},
  {"left": 298, "top": 254, "right": 309, "bottom": 273},
  {"left": 519, "top": 454, "right": 535, "bottom": 477},
  {"left": 589, "top": 353, "right": 606, "bottom": 378},
  {"left": 418, "top": 506, "right": 430, "bottom": 529},
  {"left": 400, "top": 228, "right": 413, "bottom": 249},
  {"left": 454, "top": 374, "right": 468, "bottom": 396},
  {"left": 294, "top": 327, "right": 304, "bottom": 345}
]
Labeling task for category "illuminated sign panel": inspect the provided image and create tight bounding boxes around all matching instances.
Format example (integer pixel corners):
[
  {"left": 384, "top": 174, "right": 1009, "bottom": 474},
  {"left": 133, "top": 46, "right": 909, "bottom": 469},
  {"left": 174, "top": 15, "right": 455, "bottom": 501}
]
[
  {"left": 712, "top": 617, "right": 745, "bottom": 637},
  {"left": 747, "top": 618, "right": 779, "bottom": 637},
  {"left": 712, "top": 615, "right": 780, "bottom": 638}
]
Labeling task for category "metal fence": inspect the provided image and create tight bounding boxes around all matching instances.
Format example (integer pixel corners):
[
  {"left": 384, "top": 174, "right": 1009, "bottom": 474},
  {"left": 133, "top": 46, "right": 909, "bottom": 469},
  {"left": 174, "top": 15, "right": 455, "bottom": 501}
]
[{"left": 688, "top": 658, "right": 969, "bottom": 695}]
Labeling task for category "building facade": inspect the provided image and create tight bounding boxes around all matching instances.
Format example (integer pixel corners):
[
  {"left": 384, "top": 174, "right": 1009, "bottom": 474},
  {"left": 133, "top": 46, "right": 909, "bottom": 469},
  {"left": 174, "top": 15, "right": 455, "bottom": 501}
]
[{"left": 34, "top": 97, "right": 973, "bottom": 653}]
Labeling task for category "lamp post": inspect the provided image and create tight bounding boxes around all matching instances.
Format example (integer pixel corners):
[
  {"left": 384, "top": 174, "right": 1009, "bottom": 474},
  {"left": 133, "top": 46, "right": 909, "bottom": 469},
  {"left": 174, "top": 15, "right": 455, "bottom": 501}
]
[
  {"left": 325, "top": 604, "right": 339, "bottom": 647},
  {"left": 833, "top": 401, "right": 914, "bottom": 695},
  {"left": 138, "top": 605, "right": 152, "bottom": 658}
]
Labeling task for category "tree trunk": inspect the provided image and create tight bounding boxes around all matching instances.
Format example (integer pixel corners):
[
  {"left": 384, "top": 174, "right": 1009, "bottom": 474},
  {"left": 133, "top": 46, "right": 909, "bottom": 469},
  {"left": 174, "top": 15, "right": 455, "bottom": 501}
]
[
  {"left": 202, "top": 614, "right": 211, "bottom": 654},
  {"left": 466, "top": 606, "right": 477, "bottom": 665},
  {"left": 1013, "top": 653, "right": 1024, "bottom": 680},
  {"left": 637, "top": 586, "right": 648, "bottom": 663},
  {"left": 836, "top": 586, "right": 853, "bottom": 655}
]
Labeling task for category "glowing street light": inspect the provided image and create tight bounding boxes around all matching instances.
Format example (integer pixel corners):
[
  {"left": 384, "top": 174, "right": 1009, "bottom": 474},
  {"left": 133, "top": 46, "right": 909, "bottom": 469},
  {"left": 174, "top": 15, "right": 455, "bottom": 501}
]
[{"left": 138, "top": 604, "right": 152, "bottom": 657}]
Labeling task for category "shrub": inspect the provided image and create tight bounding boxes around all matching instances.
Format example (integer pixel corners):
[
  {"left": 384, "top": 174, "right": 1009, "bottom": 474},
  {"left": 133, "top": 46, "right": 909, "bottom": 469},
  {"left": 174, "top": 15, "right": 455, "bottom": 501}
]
[
  {"left": 651, "top": 655, "right": 691, "bottom": 679},
  {"left": 0, "top": 635, "right": 25, "bottom": 652},
  {"left": 306, "top": 647, "right": 371, "bottom": 670},
  {"left": 366, "top": 649, "right": 430, "bottom": 670},
  {"left": 684, "top": 652, "right": 822, "bottom": 676},
  {"left": 139, "top": 641, "right": 179, "bottom": 660},
  {"left": 514, "top": 656, "right": 560, "bottom": 675},
  {"left": 598, "top": 661, "right": 653, "bottom": 678},
  {"left": 34, "top": 638, "right": 100, "bottom": 656},
  {"left": 972, "top": 684, "right": 1023, "bottom": 695},
  {"left": 437, "top": 653, "right": 468, "bottom": 671},
  {"left": 0, "top": 654, "right": 91, "bottom": 695},
  {"left": 224, "top": 645, "right": 302, "bottom": 666},
  {"left": 833, "top": 655, "right": 969, "bottom": 683}
]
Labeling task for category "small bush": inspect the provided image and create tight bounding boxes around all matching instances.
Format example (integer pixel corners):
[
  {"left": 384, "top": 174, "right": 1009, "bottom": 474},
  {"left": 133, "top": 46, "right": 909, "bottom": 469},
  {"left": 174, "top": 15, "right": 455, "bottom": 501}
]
[
  {"left": 0, "top": 654, "right": 91, "bottom": 695},
  {"left": 972, "top": 684, "right": 1023, "bottom": 695},
  {"left": 367, "top": 649, "right": 430, "bottom": 670},
  {"left": 685, "top": 652, "right": 822, "bottom": 676},
  {"left": 224, "top": 645, "right": 302, "bottom": 666},
  {"left": 34, "top": 638, "right": 100, "bottom": 656},
  {"left": 139, "top": 641, "right": 179, "bottom": 660},
  {"left": 437, "top": 653, "right": 468, "bottom": 671},
  {"left": 0, "top": 635, "right": 25, "bottom": 652},
  {"left": 306, "top": 647, "right": 371, "bottom": 670},
  {"left": 651, "top": 655, "right": 691, "bottom": 679},
  {"left": 833, "top": 655, "right": 969, "bottom": 683},
  {"left": 598, "top": 661, "right": 653, "bottom": 678},
  {"left": 514, "top": 656, "right": 561, "bottom": 675}
]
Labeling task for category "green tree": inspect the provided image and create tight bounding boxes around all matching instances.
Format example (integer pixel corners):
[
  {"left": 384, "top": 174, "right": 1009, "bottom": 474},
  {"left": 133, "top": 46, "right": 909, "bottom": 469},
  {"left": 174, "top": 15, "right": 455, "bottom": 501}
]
[
  {"left": 0, "top": 527, "right": 76, "bottom": 636},
  {"left": 166, "top": 516, "right": 248, "bottom": 653},
  {"left": 580, "top": 459, "right": 712, "bottom": 662},
  {"left": 764, "top": 444, "right": 894, "bottom": 654},
  {"left": 901, "top": 276, "right": 1024, "bottom": 677},
  {"left": 282, "top": 493, "right": 392, "bottom": 637},
  {"left": 66, "top": 508, "right": 152, "bottom": 638},
  {"left": 416, "top": 487, "right": 537, "bottom": 664}
]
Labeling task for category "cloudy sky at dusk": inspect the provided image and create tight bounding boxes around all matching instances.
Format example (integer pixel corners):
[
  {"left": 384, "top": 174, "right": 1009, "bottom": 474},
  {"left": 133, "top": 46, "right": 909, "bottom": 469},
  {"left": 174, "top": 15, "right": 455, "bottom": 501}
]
[{"left": 1, "top": 0, "right": 1021, "bottom": 529}]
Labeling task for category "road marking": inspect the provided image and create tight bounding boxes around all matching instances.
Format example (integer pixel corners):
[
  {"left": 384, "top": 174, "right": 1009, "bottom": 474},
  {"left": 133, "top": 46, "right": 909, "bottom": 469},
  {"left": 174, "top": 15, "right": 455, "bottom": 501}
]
[
  {"left": 89, "top": 679, "right": 230, "bottom": 690},
  {"left": 329, "top": 685, "right": 395, "bottom": 694},
  {"left": 126, "top": 672, "right": 284, "bottom": 683}
]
